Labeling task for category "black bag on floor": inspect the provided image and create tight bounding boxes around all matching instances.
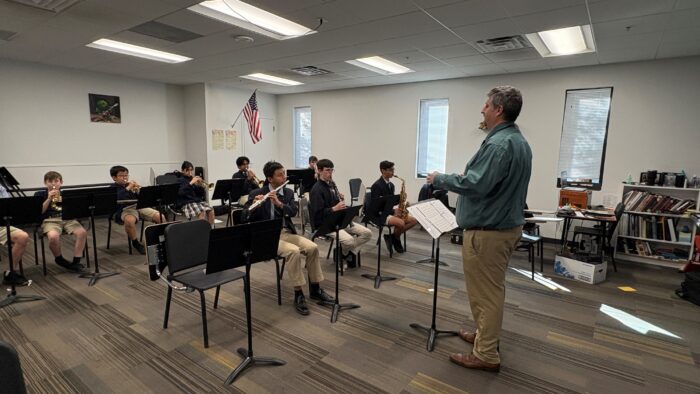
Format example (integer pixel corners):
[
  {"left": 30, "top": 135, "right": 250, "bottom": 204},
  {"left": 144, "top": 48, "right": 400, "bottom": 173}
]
[{"left": 676, "top": 271, "right": 700, "bottom": 306}]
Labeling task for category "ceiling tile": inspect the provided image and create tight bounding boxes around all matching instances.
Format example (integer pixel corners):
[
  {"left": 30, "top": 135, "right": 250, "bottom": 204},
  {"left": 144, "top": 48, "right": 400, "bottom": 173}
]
[
  {"left": 420, "top": 0, "right": 505, "bottom": 28},
  {"left": 422, "top": 43, "right": 479, "bottom": 60},
  {"left": 510, "top": 5, "right": 590, "bottom": 34},
  {"left": 157, "top": 9, "right": 235, "bottom": 36},
  {"left": 497, "top": 0, "right": 586, "bottom": 17},
  {"left": 484, "top": 48, "right": 541, "bottom": 62},
  {"left": 450, "top": 18, "right": 524, "bottom": 42},
  {"left": 592, "top": 13, "right": 671, "bottom": 38},
  {"left": 655, "top": 40, "right": 700, "bottom": 58},
  {"left": 588, "top": 0, "right": 676, "bottom": 23},
  {"left": 596, "top": 46, "right": 658, "bottom": 63}
]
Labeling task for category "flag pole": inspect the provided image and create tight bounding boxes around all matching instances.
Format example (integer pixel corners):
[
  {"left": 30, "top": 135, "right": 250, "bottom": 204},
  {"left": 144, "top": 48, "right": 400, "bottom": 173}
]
[{"left": 230, "top": 89, "right": 258, "bottom": 128}]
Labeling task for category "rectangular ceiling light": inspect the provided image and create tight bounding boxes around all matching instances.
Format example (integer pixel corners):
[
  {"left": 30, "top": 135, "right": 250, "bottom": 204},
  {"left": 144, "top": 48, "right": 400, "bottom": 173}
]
[
  {"left": 526, "top": 25, "right": 595, "bottom": 57},
  {"left": 345, "top": 56, "right": 413, "bottom": 75},
  {"left": 189, "top": 0, "right": 314, "bottom": 40},
  {"left": 86, "top": 38, "right": 192, "bottom": 63},
  {"left": 241, "top": 73, "right": 303, "bottom": 86}
]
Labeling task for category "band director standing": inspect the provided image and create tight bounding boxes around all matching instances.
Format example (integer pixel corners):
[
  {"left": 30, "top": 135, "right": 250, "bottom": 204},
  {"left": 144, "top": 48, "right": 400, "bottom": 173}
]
[{"left": 428, "top": 86, "right": 532, "bottom": 372}]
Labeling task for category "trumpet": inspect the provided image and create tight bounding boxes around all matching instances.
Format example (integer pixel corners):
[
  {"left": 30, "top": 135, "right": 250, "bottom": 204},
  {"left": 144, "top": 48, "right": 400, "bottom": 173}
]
[
  {"left": 193, "top": 176, "right": 214, "bottom": 190},
  {"left": 50, "top": 185, "right": 62, "bottom": 212},
  {"left": 478, "top": 121, "right": 488, "bottom": 130},
  {"left": 126, "top": 180, "right": 141, "bottom": 193},
  {"left": 246, "top": 171, "right": 264, "bottom": 187}
]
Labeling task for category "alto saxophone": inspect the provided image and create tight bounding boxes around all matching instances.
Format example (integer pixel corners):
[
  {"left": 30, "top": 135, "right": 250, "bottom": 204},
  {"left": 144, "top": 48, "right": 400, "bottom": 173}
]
[{"left": 394, "top": 175, "right": 409, "bottom": 221}]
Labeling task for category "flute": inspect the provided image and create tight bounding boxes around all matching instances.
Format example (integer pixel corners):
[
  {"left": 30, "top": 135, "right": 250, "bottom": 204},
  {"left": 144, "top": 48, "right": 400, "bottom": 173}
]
[{"left": 248, "top": 180, "right": 290, "bottom": 211}]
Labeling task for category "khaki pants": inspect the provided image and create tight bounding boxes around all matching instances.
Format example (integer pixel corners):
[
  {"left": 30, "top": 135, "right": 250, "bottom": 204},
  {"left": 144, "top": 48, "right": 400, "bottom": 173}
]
[
  {"left": 0, "top": 226, "right": 20, "bottom": 245},
  {"left": 329, "top": 223, "right": 372, "bottom": 255},
  {"left": 278, "top": 232, "right": 323, "bottom": 287},
  {"left": 462, "top": 226, "right": 521, "bottom": 365}
]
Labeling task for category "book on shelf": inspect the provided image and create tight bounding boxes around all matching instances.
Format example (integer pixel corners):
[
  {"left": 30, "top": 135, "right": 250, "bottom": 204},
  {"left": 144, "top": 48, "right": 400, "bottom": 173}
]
[{"left": 622, "top": 190, "right": 695, "bottom": 214}]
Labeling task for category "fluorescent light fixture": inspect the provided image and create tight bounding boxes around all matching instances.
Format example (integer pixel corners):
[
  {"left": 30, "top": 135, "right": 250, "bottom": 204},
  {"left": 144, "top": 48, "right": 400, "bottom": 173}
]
[
  {"left": 188, "top": 0, "right": 315, "bottom": 40},
  {"left": 241, "top": 73, "right": 303, "bottom": 86},
  {"left": 86, "top": 38, "right": 191, "bottom": 63},
  {"left": 600, "top": 304, "right": 681, "bottom": 339},
  {"left": 526, "top": 25, "right": 596, "bottom": 57},
  {"left": 345, "top": 56, "right": 413, "bottom": 75},
  {"left": 510, "top": 268, "right": 571, "bottom": 292}
]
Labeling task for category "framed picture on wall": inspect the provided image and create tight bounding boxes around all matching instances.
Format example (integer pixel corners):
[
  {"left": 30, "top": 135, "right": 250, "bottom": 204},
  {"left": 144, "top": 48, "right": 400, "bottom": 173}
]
[{"left": 88, "top": 93, "right": 121, "bottom": 123}]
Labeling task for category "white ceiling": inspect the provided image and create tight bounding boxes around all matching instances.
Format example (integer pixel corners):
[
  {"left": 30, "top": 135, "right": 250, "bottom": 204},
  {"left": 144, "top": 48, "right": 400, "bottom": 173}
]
[{"left": 1, "top": 0, "right": 699, "bottom": 94}]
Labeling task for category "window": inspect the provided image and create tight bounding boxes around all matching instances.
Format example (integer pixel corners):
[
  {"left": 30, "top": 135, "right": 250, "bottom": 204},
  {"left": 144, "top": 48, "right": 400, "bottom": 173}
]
[
  {"left": 293, "top": 106, "right": 312, "bottom": 168},
  {"left": 416, "top": 98, "right": 449, "bottom": 177},
  {"left": 557, "top": 87, "right": 613, "bottom": 190}
]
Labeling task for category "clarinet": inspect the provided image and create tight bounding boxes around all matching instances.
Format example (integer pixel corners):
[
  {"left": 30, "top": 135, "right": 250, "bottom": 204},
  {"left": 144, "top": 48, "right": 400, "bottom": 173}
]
[{"left": 331, "top": 181, "right": 343, "bottom": 203}]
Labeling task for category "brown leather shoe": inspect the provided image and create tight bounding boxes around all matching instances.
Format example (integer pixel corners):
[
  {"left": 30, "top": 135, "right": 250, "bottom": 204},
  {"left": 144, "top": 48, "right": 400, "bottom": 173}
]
[
  {"left": 458, "top": 329, "right": 475, "bottom": 344},
  {"left": 449, "top": 353, "right": 500, "bottom": 372}
]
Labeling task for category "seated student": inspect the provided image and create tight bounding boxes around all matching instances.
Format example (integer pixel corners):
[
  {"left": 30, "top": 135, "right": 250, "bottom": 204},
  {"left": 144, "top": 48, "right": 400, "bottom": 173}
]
[
  {"left": 177, "top": 161, "right": 215, "bottom": 225},
  {"left": 309, "top": 159, "right": 371, "bottom": 268},
  {"left": 110, "top": 165, "right": 163, "bottom": 254},
  {"left": 0, "top": 184, "right": 30, "bottom": 286},
  {"left": 246, "top": 161, "right": 334, "bottom": 315},
  {"left": 370, "top": 160, "right": 418, "bottom": 253},
  {"left": 232, "top": 156, "right": 261, "bottom": 204},
  {"left": 308, "top": 156, "right": 318, "bottom": 175},
  {"left": 34, "top": 171, "right": 87, "bottom": 272}
]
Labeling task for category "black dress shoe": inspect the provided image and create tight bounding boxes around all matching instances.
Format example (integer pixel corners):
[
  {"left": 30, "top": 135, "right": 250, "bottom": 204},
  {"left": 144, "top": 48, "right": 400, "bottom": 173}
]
[
  {"left": 345, "top": 252, "right": 357, "bottom": 268},
  {"left": 3, "top": 271, "right": 29, "bottom": 286},
  {"left": 132, "top": 240, "right": 146, "bottom": 255},
  {"left": 383, "top": 234, "right": 393, "bottom": 254},
  {"left": 309, "top": 288, "right": 335, "bottom": 303},
  {"left": 392, "top": 236, "right": 405, "bottom": 253},
  {"left": 294, "top": 293, "right": 310, "bottom": 315},
  {"left": 57, "top": 260, "right": 86, "bottom": 273}
]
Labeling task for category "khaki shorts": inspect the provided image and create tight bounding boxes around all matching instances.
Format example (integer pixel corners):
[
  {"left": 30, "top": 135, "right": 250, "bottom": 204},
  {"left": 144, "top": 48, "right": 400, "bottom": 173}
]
[
  {"left": 41, "top": 218, "right": 83, "bottom": 235},
  {"left": 0, "top": 226, "right": 20, "bottom": 245},
  {"left": 121, "top": 205, "right": 160, "bottom": 223}
]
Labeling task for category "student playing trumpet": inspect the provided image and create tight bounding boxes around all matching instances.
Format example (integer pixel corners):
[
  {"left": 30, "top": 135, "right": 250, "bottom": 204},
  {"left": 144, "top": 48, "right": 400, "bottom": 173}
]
[
  {"left": 177, "top": 161, "right": 215, "bottom": 225},
  {"left": 110, "top": 165, "right": 163, "bottom": 254},
  {"left": 232, "top": 156, "right": 261, "bottom": 203}
]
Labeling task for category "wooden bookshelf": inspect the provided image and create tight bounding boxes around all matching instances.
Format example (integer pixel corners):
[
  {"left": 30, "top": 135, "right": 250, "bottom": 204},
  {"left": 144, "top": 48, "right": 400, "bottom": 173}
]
[{"left": 615, "top": 184, "right": 699, "bottom": 269}]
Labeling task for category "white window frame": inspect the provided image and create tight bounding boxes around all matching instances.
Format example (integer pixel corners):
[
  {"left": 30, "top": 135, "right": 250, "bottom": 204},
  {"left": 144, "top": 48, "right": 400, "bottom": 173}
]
[
  {"left": 293, "top": 106, "right": 312, "bottom": 168},
  {"left": 416, "top": 98, "right": 449, "bottom": 178}
]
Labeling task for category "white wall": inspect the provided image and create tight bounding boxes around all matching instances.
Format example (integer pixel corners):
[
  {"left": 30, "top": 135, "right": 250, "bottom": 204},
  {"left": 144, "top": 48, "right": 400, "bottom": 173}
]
[
  {"left": 184, "top": 83, "right": 207, "bottom": 174},
  {"left": 204, "top": 84, "right": 277, "bottom": 196},
  {"left": 276, "top": 56, "right": 700, "bottom": 237},
  {"left": 0, "top": 59, "right": 186, "bottom": 188}
]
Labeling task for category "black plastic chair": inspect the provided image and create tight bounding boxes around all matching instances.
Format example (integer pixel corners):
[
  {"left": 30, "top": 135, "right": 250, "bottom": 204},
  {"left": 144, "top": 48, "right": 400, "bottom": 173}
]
[
  {"left": 162, "top": 220, "right": 245, "bottom": 348},
  {"left": 572, "top": 202, "right": 624, "bottom": 271},
  {"left": 106, "top": 211, "right": 146, "bottom": 255},
  {"left": 34, "top": 224, "right": 90, "bottom": 276},
  {"left": 0, "top": 341, "right": 27, "bottom": 394}
]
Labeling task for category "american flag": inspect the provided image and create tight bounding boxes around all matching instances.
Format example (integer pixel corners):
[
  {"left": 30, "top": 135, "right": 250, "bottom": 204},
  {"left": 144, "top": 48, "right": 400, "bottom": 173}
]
[{"left": 243, "top": 92, "right": 262, "bottom": 144}]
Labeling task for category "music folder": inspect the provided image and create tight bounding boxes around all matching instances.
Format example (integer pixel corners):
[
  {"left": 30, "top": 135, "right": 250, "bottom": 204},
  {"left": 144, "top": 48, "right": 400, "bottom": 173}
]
[{"left": 407, "top": 199, "right": 458, "bottom": 239}]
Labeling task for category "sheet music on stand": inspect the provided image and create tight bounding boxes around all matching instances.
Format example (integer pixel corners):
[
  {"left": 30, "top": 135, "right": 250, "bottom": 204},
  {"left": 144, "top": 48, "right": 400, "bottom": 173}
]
[{"left": 407, "top": 199, "right": 458, "bottom": 239}]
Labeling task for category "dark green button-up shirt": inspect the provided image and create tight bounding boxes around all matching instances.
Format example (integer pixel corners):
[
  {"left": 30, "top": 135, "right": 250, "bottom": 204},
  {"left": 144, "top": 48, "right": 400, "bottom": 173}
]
[{"left": 434, "top": 121, "right": 532, "bottom": 230}]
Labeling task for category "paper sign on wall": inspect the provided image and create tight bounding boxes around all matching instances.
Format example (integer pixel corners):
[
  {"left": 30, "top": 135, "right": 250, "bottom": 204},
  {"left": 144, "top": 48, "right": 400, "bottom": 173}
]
[
  {"left": 211, "top": 129, "right": 224, "bottom": 150},
  {"left": 226, "top": 129, "right": 237, "bottom": 151}
]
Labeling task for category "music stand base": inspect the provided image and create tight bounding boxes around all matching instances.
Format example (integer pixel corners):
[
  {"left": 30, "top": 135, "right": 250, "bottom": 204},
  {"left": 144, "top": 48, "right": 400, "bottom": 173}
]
[
  {"left": 79, "top": 271, "right": 120, "bottom": 286},
  {"left": 316, "top": 300, "right": 360, "bottom": 323},
  {"left": 225, "top": 347, "right": 286, "bottom": 385},
  {"left": 361, "top": 273, "right": 396, "bottom": 289},
  {"left": 409, "top": 323, "right": 458, "bottom": 352},
  {"left": 0, "top": 293, "right": 45, "bottom": 308},
  {"left": 416, "top": 258, "right": 448, "bottom": 266}
]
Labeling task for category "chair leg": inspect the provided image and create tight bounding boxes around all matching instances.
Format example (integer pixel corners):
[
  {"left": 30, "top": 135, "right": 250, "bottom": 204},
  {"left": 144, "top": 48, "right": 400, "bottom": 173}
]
[
  {"left": 33, "top": 231, "right": 38, "bottom": 266},
  {"left": 403, "top": 231, "right": 407, "bottom": 252},
  {"left": 214, "top": 286, "right": 220, "bottom": 309},
  {"left": 275, "top": 258, "right": 282, "bottom": 306},
  {"left": 40, "top": 236, "right": 47, "bottom": 276},
  {"left": 199, "top": 290, "right": 209, "bottom": 348},
  {"left": 326, "top": 241, "right": 333, "bottom": 260},
  {"left": 357, "top": 251, "right": 361, "bottom": 268},
  {"left": 163, "top": 286, "right": 172, "bottom": 329},
  {"left": 530, "top": 245, "right": 535, "bottom": 280},
  {"left": 106, "top": 218, "right": 112, "bottom": 249},
  {"left": 140, "top": 220, "right": 145, "bottom": 243},
  {"left": 84, "top": 242, "right": 90, "bottom": 267},
  {"left": 539, "top": 241, "right": 544, "bottom": 272}
]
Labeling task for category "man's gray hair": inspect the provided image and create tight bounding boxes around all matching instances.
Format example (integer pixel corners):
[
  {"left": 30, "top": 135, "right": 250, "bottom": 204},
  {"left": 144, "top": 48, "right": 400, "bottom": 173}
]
[{"left": 488, "top": 86, "right": 522, "bottom": 122}]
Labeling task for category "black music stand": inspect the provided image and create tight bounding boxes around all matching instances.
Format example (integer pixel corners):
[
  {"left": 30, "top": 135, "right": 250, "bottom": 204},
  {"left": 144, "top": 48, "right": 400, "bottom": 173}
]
[
  {"left": 362, "top": 195, "right": 400, "bottom": 288},
  {"left": 0, "top": 167, "right": 24, "bottom": 197},
  {"left": 62, "top": 187, "right": 118, "bottom": 286},
  {"left": 137, "top": 184, "right": 179, "bottom": 223},
  {"left": 409, "top": 231, "right": 458, "bottom": 351},
  {"left": 287, "top": 168, "right": 315, "bottom": 197},
  {"left": 312, "top": 205, "right": 362, "bottom": 323},
  {"left": 212, "top": 179, "right": 245, "bottom": 226},
  {"left": 0, "top": 196, "right": 45, "bottom": 308},
  {"left": 205, "top": 219, "right": 286, "bottom": 385}
]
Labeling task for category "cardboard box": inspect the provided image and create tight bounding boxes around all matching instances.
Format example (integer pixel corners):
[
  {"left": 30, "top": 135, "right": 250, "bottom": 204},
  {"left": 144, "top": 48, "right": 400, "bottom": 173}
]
[
  {"left": 553, "top": 255, "right": 607, "bottom": 284},
  {"left": 559, "top": 188, "right": 591, "bottom": 209}
]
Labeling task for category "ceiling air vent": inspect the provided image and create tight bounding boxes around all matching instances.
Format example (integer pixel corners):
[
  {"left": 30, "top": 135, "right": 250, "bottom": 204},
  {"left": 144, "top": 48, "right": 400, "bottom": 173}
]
[
  {"left": 7, "top": 0, "right": 83, "bottom": 12},
  {"left": 128, "top": 21, "right": 202, "bottom": 44},
  {"left": 290, "top": 66, "right": 332, "bottom": 76},
  {"left": 473, "top": 35, "right": 532, "bottom": 53},
  {"left": 0, "top": 29, "right": 18, "bottom": 41}
]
